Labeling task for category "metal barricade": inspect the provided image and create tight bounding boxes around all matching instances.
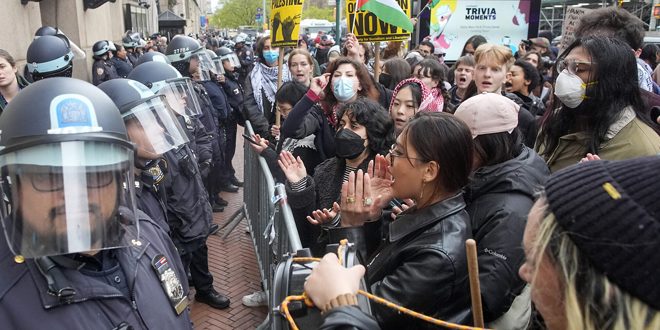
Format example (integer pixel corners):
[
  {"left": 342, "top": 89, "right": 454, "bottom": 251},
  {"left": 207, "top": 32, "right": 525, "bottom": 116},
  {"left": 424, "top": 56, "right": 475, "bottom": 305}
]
[{"left": 218, "top": 121, "right": 302, "bottom": 321}]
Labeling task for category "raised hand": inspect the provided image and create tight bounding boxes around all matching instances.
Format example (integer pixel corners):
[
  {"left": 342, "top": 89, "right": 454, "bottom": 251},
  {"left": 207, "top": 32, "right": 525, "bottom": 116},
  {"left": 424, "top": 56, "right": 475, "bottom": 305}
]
[
  {"left": 307, "top": 202, "right": 341, "bottom": 226},
  {"left": 278, "top": 151, "right": 307, "bottom": 184},
  {"left": 367, "top": 155, "right": 395, "bottom": 210},
  {"left": 339, "top": 170, "right": 382, "bottom": 227},
  {"left": 310, "top": 73, "right": 330, "bottom": 96}
]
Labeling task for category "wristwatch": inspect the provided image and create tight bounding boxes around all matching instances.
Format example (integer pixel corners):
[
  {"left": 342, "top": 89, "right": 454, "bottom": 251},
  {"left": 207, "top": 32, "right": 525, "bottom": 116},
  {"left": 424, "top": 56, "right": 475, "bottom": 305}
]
[{"left": 321, "top": 293, "right": 358, "bottom": 314}]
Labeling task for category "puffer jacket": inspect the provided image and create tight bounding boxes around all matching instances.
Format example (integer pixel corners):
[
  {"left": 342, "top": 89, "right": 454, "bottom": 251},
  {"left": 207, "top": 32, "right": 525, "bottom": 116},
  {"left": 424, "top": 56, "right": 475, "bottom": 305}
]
[
  {"left": 463, "top": 146, "right": 549, "bottom": 324},
  {"left": 328, "top": 194, "right": 473, "bottom": 329}
]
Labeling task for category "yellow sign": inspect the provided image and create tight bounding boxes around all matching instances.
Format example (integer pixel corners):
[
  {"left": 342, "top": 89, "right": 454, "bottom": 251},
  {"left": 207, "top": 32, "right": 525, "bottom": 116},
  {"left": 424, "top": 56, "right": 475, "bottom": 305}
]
[
  {"left": 345, "top": 0, "right": 411, "bottom": 42},
  {"left": 270, "top": 0, "right": 305, "bottom": 47}
]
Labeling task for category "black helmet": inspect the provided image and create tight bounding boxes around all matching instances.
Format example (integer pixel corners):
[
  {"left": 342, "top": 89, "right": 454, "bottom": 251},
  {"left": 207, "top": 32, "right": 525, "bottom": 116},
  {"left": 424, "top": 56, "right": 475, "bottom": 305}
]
[
  {"left": 26, "top": 35, "right": 74, "bottom": 80},
  {"left": 122, "top": 31, "right": 141, "bottom": 48},
  {"left": 135, "top": 51, "right": 171, "bottom": 67},
  {"left": 215, "top": 47, "right": 241, "bottom": 69},
  {"left": 165, "top": 35, "right": 203, "bottom": 63},
  {"left": 34, "top": 26, "right": 58, "bottom": 38},
  {"left": 98, "top": 79, "right": 189, "bottom": 166},
  {"left": 0, "top": 77, "right": 138, "bottom": 258},
  {"left": 127, "top": 61, "right": 202, "bottom": 117},
  {"left": 208, "top": 38, "right": 220, "bottom": 48},
  {"left": 215, "top": 46, "right": 233, "bottom": 57},
  {"left": 93, "top": 40, "right": 112, "bottom": 57}
]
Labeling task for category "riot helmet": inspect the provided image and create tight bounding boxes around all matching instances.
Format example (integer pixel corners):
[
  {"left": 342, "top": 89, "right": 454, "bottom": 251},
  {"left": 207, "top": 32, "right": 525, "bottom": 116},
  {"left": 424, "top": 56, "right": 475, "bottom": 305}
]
[
  {"left": 127, "top": 61, "right": 202, "bottom": 118},
  {"left": 165, "top": 35, "right": 203, "bottom": 74},
  {"left": 216, "top": 46, "right": 241, "bottom": 71},
  {"left": 92, "top": 40, "right": 112, "bottom": 58},
  {"left": 34, "top": 26, "right": 59, "bottom": 38},
  {"left": 26, "top": 35, "right": 74, "bottom": 81},
  {"left": 0, "top": 77, "right": 138, "bottom": 258},
  {"left": 33, "top": 26, "right": 86, "bottom": 60},
  {"left": 122, "top": 31, "right": 141, "bottom": 49},
  {"left": 135, "top": 51, "right": 171, "bottom": 66},
  {"left": 98, "top": 79, "right": 189, "bottom": 168}
]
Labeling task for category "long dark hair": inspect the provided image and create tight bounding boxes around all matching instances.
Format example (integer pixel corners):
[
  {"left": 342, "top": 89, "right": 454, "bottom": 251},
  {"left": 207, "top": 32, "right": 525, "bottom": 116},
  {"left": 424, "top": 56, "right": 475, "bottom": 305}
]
[
  {"left": 383, "top": 58, "right": 411, "bottom": 90},
  {"left": 538, "top": 36, "right": 653, "bottom": 156},
  {"left": 322, "top": 57, "right": 379, "bottom": 107}
]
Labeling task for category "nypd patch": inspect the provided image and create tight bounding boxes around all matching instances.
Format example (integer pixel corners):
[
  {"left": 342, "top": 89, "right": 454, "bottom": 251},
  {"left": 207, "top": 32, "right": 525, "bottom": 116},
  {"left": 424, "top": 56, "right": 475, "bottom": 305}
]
[{"left": 48, "top": 94, "right": 103, "bottom": 134}]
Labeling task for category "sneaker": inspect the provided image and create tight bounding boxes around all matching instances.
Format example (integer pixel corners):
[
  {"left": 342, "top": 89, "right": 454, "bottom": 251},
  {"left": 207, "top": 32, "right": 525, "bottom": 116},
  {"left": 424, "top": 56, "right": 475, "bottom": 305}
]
[
  {"left": 242, "top": 291, "right": 268, "bottom": 307},
  {"left": 195, "top": 289, "right": 231, "bottom": 309}
]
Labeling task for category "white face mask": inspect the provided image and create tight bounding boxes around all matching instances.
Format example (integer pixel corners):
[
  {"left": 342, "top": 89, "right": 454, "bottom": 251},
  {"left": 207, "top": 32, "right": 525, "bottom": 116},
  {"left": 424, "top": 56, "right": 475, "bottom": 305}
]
[{"left": 554, "top": 70, "right": 596, "bottom": 108}]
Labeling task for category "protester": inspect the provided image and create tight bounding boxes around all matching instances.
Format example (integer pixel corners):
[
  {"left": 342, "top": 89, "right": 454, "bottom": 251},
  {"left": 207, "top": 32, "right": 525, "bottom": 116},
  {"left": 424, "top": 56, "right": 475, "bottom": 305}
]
[
  {"left": 307, "top": 112, "right": 473, "bottom": 328},
  {"left": 455, "top": 93, "right": 550, "bottom": 328},
  {"left": 447, "top": 55, "right": 475, "bottom": 113},
  {"left": 243, "top": 35, "right": 291, "bottom": 139},
  {"left": 0, "top": 49, "right": 29, "bottom": 113},
  {"left": 505, "top": 59, "right": 544, "bottom": 117},
  {"left": 389, "top": 78, "right": 441, "bottom": 136},
  {"left": 280, "top": 57, "right": 380, "bottom": 160},
  {"left": 280, "top": 98, "right": 393, "bottom": 255},
  {"left": 536, "top": 37, "right": 660, "bottom": 172},
  {"left": 460, "top": 34, "right": 487, "bottom": 56},
  {"left": 379, "top": 58, "right": 411, "bottom": 90},
  {"left": 412, "top": 59, "right": 447, "bottom": 112},
  {"left": 288, "top": 48, "right": 314, "bottom": 88}
]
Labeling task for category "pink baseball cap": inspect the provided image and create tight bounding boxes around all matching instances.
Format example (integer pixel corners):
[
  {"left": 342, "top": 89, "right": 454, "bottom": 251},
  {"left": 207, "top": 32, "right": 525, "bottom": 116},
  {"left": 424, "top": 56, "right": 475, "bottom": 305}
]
[{"left": 454, "top": 92, "right": 519, "bottom": 138}]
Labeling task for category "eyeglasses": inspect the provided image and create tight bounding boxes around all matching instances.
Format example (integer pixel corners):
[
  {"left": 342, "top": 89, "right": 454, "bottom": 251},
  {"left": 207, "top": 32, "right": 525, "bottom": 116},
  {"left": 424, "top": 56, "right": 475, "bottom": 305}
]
[
  {"left": 556, "top": 59, "right": 595, "bottom": 75},
  {"left": 289, "top": 62, "right": 309, "bottom": 69},
  {"left": 388, "top": 144, "right": 425, "bottom": 165},
  {"left": 28, "top": 171, "right": 115, "bottom": 192},
  {"left": 437, "top": 53, "right": 446, "bottom": 58}
]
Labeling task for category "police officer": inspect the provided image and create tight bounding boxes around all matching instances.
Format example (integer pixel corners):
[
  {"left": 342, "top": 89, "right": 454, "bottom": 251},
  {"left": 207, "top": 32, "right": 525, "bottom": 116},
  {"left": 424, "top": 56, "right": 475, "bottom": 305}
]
[
  {"left": 0, "top": 77, "right": 193, "bottom": 329},
  {"left": 234, "top": 35, "right": 254, "bottom": 86},
  {"left": 110, "top": 43, "right": 134, "bottom": 78},
  {"left": 135, "top": 51, "right": 171, "bottom": 67},
  {"left": 123, "top": 31, "right": 142, "bottom": 67},
  {"left": 98, "top": 78, "right": 190, "bottom": 234},
  {"left": 92, "top": 40, "right": 119, "bottom": 86},
  {"left": 217, "top": 46, "right": 245, "bottom": 190},
  {"left": 25, "top": 35, "right": 75, "bottom": 81},
  {"left": 127, "top": 62, "right": 231, "bottom": 309}
]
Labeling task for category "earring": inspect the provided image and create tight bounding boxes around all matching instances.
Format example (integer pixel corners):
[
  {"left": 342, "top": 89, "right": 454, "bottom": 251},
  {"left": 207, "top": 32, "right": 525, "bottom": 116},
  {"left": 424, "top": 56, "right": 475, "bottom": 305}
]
[{"left": 419, "top": 180, "right": 426, "bottom": 202}]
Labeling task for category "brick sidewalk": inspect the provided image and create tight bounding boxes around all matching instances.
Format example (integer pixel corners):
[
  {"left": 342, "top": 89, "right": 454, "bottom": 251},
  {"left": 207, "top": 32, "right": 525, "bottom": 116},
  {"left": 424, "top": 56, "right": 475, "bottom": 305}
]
[{"left": 189, "top": 131, "right": 268, "bottom": 329}]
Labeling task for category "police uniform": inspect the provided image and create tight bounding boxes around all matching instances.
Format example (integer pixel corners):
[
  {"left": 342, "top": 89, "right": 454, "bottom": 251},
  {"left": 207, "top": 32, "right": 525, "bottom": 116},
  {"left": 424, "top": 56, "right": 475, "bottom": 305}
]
[
  {"left": 235, "top": 45, "right": 254, "bottom": 87},
  {"left": 127, "top": 51, "right": 140, "bottom": 67},
  {"left": 0, "top": 210, "right": 193, "bottom": 330},
  {"left": 92, "top": 58, "right": 119, "bottom": 86},
  {"left": 220, "top": 72, "right": 244, "bottom": 186},
  {"left": 196, "top": 81, "right": 227, "bottom": 204},
  {"left": 110, "top": 56, "right": 134, "bottom": 78}
]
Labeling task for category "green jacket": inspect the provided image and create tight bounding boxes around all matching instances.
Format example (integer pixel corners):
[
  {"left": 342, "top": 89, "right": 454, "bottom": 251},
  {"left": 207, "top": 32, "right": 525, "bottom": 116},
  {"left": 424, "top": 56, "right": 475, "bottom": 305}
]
[
  {"left": 0, "top": 74, "right": 30, "bottom": 114},
  {"left": 537, "top": 107, "right": 660, "bottom": 173}
]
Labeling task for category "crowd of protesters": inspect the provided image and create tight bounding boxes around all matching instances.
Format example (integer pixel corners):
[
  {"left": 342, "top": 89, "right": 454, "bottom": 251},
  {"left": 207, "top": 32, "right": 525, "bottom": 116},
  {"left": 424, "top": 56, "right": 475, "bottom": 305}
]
[{"left": 0, "top": 5, "right": 659, "bottom": 330}]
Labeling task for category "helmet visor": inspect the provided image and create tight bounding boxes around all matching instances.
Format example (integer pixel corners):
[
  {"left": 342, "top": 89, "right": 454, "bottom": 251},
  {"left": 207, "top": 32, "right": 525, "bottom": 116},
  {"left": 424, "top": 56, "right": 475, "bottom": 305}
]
[
  {"left": 157, "top": 78, "right": 202, "bottom": 117},
  {"left": 221, "top": 53, "right": 241, "bottom": 69},
  {"left": 0, "top": 141, "right": 138, "bottom": 258},
  {"left": 195, "top": 51, "right": 219, "bottom": 77},
  {"left": 123, "top": 95, "right": 190, "bottom": 158},
  {"left": 212, "top": 57, "right": 226, "bottom": 75}
]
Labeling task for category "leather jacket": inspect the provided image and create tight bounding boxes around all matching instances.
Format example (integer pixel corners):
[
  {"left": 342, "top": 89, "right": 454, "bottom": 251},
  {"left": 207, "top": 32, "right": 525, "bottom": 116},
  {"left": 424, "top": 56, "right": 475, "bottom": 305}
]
[{"left": 329, "top": 194, "right": 473, "bottom": 329}]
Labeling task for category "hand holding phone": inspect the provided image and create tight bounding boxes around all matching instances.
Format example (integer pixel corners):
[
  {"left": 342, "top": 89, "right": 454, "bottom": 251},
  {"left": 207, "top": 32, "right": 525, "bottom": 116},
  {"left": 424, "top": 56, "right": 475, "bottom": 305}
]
[{"left": 242, "top": 133, "right": 258, "bottom": 145}]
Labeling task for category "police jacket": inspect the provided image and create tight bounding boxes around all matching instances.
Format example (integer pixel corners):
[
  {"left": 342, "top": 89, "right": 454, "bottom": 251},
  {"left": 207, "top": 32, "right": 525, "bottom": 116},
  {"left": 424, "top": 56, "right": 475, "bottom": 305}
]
[
  {"left": 161, "top": 146, "right": 213, "bottom": 249},
  {"left": 463, "top": 146, "right": 549, "bottom": 323},
  {"left": 193, "top": 82, "right": 222, "bottom": 165},
  {"left": 127, "top": 52, "right": 140, "bottom": 67},
  {"left": 0, "top": 209, "right": 193, "bottom": 330},
  {"left": 92, "top": 59, "right": 119, "bottom": 86},
  {"left": 200, "top": 80, "right": 230, "bottom": 121},
  {"left": 327, "top": 194, "right": 473, "bottom": 329},
  {"left": 221, "top": 73, "right": 245, "bottom": 120},
  {"left": 110, "top": 56, "right": 133, "bottom": 78},
  {"left": 136, "top": 166, "right": 169, "bottom": 234},
  {"left": 178, "top": 115, "right": 213, "bottom": 166}
]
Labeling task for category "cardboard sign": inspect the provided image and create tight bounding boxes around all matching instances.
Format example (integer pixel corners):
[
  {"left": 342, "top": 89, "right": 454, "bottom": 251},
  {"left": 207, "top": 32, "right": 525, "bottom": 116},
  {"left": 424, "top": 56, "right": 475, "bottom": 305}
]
[
  {"left": 559, "top": 7, "right": 593, "bottom": 54},
  {"left": 345, "top": 0, "right": 411, "bottom": 42},
  {"left": 270, "top": 0, "right": 305, "bottom": 47}
]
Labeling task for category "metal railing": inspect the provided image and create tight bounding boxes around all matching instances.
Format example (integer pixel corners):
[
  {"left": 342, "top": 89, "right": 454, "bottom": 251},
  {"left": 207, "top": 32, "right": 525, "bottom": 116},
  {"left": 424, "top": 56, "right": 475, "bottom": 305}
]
[{"left": 218, "top": 121, "right": 302, "bottom": 318}]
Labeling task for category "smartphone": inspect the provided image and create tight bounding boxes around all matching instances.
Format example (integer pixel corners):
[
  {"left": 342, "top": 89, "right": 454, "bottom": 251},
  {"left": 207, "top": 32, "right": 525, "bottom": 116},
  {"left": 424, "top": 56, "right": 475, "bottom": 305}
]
[{"left": 242, "top": 133, "right": 258, "bottom": 145}]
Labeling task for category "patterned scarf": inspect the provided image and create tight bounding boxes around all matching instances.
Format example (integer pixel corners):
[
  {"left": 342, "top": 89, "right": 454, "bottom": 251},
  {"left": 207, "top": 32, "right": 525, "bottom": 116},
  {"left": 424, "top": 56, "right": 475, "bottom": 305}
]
[
  {"left": 249, "top": 62, "right": 290, "bottom": 113},
  {"left": 390, "top": 78, "right": 443, "bottom": 113}
]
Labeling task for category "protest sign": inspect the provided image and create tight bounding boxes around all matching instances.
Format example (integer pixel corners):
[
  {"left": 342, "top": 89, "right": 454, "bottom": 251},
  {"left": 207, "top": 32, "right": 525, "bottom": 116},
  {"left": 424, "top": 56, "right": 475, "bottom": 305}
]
[
  {"left": 345, "top": 0, "right": 411, "bottom": 42},
  {"left": 270, "top": 0, "right": 305, "bottom": 47}
]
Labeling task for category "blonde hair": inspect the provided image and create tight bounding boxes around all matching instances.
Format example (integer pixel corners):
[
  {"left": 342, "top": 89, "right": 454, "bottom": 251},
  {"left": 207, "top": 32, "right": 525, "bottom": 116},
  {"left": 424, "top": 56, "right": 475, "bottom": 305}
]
[
  {"left": 287, "top": 48, "right": 314, "bottom": 68},
  {"left": 474, "top": 43, "right": 514, "bottom": 70},
  {"left": 531, "top": 197, "right": 660, "bottom": 330}
]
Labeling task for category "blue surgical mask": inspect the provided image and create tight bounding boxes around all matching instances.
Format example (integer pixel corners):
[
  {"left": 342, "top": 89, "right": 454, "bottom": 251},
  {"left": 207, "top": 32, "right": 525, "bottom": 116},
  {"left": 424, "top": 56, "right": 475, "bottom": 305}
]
[
  {"left": 333, "top": 77, "right": 357, "bottom": 102},
  {"left": 263, "top": 50, "right": 279, "bottom": 65}
]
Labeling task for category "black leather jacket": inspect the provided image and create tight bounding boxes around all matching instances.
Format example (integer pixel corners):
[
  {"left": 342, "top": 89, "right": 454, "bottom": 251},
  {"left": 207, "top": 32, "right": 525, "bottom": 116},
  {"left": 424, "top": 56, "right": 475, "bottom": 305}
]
[{"left": 329, "top": 194, "right": 473, "bottom": 329}]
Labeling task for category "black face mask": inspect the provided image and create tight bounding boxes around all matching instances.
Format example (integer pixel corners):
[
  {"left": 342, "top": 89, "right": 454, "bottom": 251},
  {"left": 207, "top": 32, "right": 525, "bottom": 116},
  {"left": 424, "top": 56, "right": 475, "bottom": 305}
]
[
  {"left": 334, "top": 128, "right": 366, "bottom": 159},
  {"left": 378, "top": 73, "right": 392, "bottom": 88}
]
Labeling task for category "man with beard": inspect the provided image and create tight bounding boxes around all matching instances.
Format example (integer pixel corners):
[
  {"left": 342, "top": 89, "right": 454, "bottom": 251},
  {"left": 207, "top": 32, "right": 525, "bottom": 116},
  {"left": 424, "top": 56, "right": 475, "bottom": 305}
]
[{"left": 0, "top": 77, "right": 193, "bottom": 329}]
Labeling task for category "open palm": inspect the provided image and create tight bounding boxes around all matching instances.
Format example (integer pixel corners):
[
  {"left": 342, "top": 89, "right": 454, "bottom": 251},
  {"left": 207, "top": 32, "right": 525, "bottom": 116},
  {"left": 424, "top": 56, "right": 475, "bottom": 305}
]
[
  {"left": 368, "top": 155, "right": 395, "bottom": 209},
  {"left": 278, "top": 151, "right": 307, "bottom": 184}
]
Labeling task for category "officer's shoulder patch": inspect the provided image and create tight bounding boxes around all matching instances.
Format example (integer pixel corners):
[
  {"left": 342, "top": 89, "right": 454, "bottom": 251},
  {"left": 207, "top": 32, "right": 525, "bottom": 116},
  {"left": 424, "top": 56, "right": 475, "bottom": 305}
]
[
  {"left": 245, "top": 51, "right": 251, "bottom": 56},
  {"left": 96, "top": 67, "right": 104, "bottom": 76}
]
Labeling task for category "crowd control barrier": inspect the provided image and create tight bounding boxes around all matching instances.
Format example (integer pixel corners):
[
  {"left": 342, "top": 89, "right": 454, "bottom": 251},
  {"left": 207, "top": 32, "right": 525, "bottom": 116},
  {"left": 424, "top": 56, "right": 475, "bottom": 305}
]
[{"left": 217, "top": 121, "right": 303, "bottom": 328}]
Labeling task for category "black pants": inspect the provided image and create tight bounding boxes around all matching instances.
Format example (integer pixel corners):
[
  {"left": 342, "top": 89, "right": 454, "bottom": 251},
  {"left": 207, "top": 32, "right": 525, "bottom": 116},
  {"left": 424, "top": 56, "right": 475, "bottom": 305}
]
[
  {"left": 223, "top": 118, "right": 238, "bottom": 179},
  {"left": 180, "top": 241, "right": 214, "bottom": 294}
]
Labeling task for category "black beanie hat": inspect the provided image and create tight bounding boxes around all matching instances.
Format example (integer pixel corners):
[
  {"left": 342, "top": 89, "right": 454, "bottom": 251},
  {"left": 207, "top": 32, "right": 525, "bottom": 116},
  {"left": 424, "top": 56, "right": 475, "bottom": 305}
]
[{"left": 545, "top": 156, "right": 660, "bottom": 310}]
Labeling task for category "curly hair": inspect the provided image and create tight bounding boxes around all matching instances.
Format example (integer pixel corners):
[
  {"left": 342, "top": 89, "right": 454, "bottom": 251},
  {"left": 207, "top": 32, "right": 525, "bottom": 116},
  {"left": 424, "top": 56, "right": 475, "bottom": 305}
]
[
  {"left": 336, "top": 98, "right": 394, "bottom": 157},
  {"left": 322, "top": 57, "right": 379, "bottom": 107},
  {"left": 574, "top": 7, "right": 645, "bottom": 50}
]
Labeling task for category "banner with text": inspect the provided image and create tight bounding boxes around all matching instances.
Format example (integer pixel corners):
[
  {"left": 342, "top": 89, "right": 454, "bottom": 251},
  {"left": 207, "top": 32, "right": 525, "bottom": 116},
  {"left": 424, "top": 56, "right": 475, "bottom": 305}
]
[
  {"left": 345, "top": 0, "right": 411, "bottom": 42},
  {"left": 270, "top": 0, "right": 305, "bottom": 47},
  {"left": 430, "top": 0, "right": 534, "bottom": 61}
]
